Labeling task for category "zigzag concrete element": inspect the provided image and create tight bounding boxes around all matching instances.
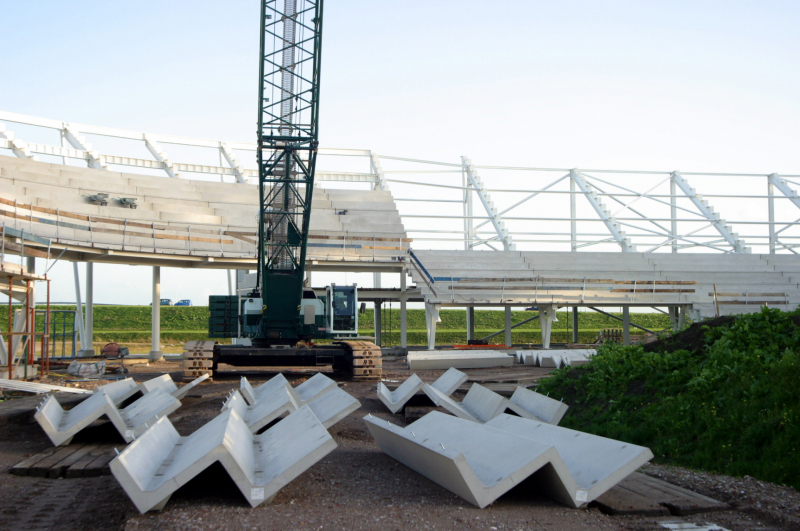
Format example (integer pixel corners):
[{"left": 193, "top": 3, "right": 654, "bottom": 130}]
[
  {"left": 222, "top": 388, "right": 299, "bottom": 434},
  {"left": 377, "top": 368, "right": 467, "bottom": 414},
  {"left": 506, "top": 387, "right": 569, "bottom": 425},
  {"left": 240, "top": 373, "right": 337, "bottom": 406},
  {"left": 486, "top": 414, "right": 653, "bottom": 505},
  {"left": 305, "top": 387, "right": 361, "bottom": 429},
  {"left": 97, "top": 374, "right": 209, "bottom": 406},
  {"left": 407, "top": 351, "right": 514, "bottom": 370},
  {"left": 423, "top": 383, "right": 509, "bottom": 424},
  {"left": 111, "top": 405, "right": 337, "bottom": 513},
  {"left": 540, "top": 353, "right": 563, "bottom": 369},
  {"left": 34, "top": 388, "right": 180, "bottom": 446},
  {"left": 364, "top": 411, "right": 578, "bottom": 508}
]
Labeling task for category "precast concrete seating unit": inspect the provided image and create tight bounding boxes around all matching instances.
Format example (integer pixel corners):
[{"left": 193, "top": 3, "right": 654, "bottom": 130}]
[
  {"left": 224, "top": 384, "right": 360, "bottom": 432},
  {"left": 377, "top": 367, "right": 468, "bottom": 414},
  {"left": 506, "top": 387, "right": 569, "bottom": 425},
  {"left": 240, "top": 373, "right": 337, "bottom": 407},
  {"left": 35, "top": 388, "right": 180, "bottom": 446},
  {"left": 222, "top": 388, "right": 299, "bottom": 434},
  {"left": 486, "top": 414, "right": 654, "bottom": 505},
  {"left": 364, "top": 411, "right": 578, "bottom": 509},
  {"left": 407, "top": 351, "right": 514, "bottom": 370},
  {"left": 97, "top": 374, "right": 209, "bottom": 406},
  {"left": 423, "top": 383, "right": 511, "bottom": 424},
  {"left": 110, "top": 405, "right": 337, "bottom": 513}
]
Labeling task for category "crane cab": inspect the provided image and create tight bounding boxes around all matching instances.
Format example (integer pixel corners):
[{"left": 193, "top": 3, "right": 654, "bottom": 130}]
[{"left": 326, "top": 284, "right": 358, "bottom": 336}]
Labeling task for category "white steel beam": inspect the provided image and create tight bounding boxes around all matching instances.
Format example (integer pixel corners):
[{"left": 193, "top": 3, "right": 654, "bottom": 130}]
[
  {"left": 570, "top": 170, "right": 633, "bottom": 252},
  {"left": 768, "top": 173, "right": 800, "bottom": 211},
  {"left": 0, "top": 123, "right": 34, "bottom": 159},
  {"left": 220, "top": 143, "right": 247, "bottom": 183},
  {"left": 672, "top": 171, "right": 748, "bottom": 253},
  {"left": 462, "top": 157, "right": 514, "bottom": 251},
  {"left": 369, "top": 151, "right": 388, "bottom": 191},
  {"left": 63, "top": 126, "right": 107, "bottom": 170},
  {"left": 144, "top": 136, "right": 179, "bottom": 179}
]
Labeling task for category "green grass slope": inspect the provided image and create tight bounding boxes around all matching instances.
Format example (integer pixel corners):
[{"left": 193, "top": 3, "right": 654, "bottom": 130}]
[{"left": 538, "top": 307, "right": 800, "bottom": 489}]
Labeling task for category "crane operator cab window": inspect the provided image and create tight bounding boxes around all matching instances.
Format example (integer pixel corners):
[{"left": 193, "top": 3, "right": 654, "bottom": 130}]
[{"left": 327, "top": 285, "right": 358, "bottom": 335}]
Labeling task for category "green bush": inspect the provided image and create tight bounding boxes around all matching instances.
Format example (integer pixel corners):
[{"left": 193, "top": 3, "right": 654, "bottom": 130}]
[{"left": 538, "top": 307, "right": 800, "bottom": 489}]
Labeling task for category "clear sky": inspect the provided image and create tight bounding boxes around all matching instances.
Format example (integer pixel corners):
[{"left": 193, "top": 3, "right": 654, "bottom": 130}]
[{"left": 1, "top": 1, "right": 799, "bottom": 305}]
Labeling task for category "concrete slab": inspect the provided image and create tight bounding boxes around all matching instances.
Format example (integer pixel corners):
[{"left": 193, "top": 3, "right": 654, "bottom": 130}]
[
  {"left": 423, "top": 383, "right": 509, "bottom": 424},
  {"left": 221, "top": 388, "right": 299, "bottom": 434},
  {"left": 506, "top": 387, "right": 569, "bottom": 425},
  {"left": 364, "top": 411, "right": 577, "bottom": 509},
  {"left": 430, "top": 367, "right": 468, "bottom": 395},
  {"left": 306, "top": 387, "right": 361, "bottom": 429},
  {"left": 240, "top": 374, "right": 290, "bottom": 406},
  {"left": 539, "top": 354, "right": 563, "bottom": 369},
  {"left": 408, "top": 351, "right": 514, "bottom": 370},
  {"left": 111, "top": 405, "right": 337, "bottom": 513},
  {"left": 97, "top": 374, "right": 209, "bottom": 405},
  {"left": 486, "top": 414, "right": 654, "bottom": 505},
  {"left": 35, "top": 388, "right": 180, "bottom": 446},
  {"left": 241, "top": 373, "right": 337, "bottom": 407},
  {"left": 294, "top": 373, "right": 338, "bottom": 403}
]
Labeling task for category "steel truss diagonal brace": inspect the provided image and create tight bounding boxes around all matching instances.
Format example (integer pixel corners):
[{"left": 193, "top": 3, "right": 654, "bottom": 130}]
[
  {"left": 144, "top": 136, "right": 179, "bottom": 179},
  {"left": 672, "top": 171, "right": 748, "bottom": 253},
  {"left": 570, "top": 170, "right": 633, "bottom": 252},
  {"left": 462, "top": 157, "right": 514, "bottom": 250},
  {"left": 220, "top": 143, "right": 247, "bottom": 183},
  {"left": 769, "top": 173, "right": 800, "bottom": 210},
  {"left": 0, "top": 123, "right": 34, "bottom": 159},
  {"left": 369, "top": 151, "right": 388, "bottom": 191},
  {"left": 63, "top": 125, "right": 107, "bottom": 170}
]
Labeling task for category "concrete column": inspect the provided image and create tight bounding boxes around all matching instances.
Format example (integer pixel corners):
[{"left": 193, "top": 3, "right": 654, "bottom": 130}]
[
  {"left": 504, "top": 307, "right": 512, "bottom": 347},
  {"left": 572, "top": 307, "right": 579, "bottom": 343},
  {"left": 678, "top": 305, "right": 687, "bottom": 329},
  {"left": 622, "top": 306, "right": 630, "bottom": 346},
  {"left": 86, "top": 262, "right": 93, "bottom": 353},
  {"left": 150, "top": 266, "right": 163, "bottom": 361},
  {"left": 466, "top": 307, "right": 475, "bottom": 341},
  {"left": 425, "top": 302, "right": 439, "bottom": 350},
  {"left": 539, "top": 305, "right": 555, "bottom": 349},
  {"left": 73, "top": 262, "right": 93, "bottom": 357},
  {"left": 227, "top": 269, "right": 233, "bottom": 295},
  {"left": 374, "top": 300, "right": 382, "bottom": 347},
  {"left": 400, "top": 271, "right": 407, "bottom": 349}
]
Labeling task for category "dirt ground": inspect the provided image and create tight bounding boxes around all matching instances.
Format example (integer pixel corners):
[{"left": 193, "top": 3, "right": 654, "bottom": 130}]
[{"left": 0, "top": 359, "right": 796, "bottom": 531}]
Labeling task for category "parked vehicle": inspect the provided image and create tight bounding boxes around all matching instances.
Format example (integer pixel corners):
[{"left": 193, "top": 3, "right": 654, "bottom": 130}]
[
  {"left": 160, "top": 299, "right": 173, "bottom": 306},
  {"left": 175, "top": 299, "right": 192, "bottom": 306}
]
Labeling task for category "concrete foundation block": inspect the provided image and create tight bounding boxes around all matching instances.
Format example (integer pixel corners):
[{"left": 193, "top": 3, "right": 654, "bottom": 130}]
[
  {"left": 539, "top": 354, "right": 563, "bottom": 369},
  {"left": 430, "top": 367, "right": 468, "bottom": 395},
  {"left": 408, "top": 351, "right": 514, "bottom": 370},
  {"left": 97, "top": 374, "right": 209, "bottom": 405},
  {"left": 378, "top": 374, "right": 424, "bottom": 414},
  {"left": 240, "top": 373, "right": 337, "bottom": 407},
  {"left": 364, "top": 411, "right": 577, "bottom": 509},
  {"left": 486, "top": 414, "right": 653, "bottom": 505},
  {"left": 506, "top": 387, "right": 569, "bottom": 425},
  {"left": 111, "top": 406, "right": 337, "bottom": 513},
  {"left": 35, "top": 388, "right": 180, "bottom": 446}
]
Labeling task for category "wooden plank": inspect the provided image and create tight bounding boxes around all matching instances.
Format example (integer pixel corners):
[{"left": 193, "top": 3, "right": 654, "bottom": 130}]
[
  {"left": 28, "top": 445, "right": 87, "bottom": 477},
  {"left": 631, "top": 473, "right": 728, "bottom": 515},
  {"left": 10, "top": 446, "right": 62, "bottom": 476},
  {"left": 351, "top": 357, "right": 382, "bottom": 367},
  {"left": 592, "top": 483, "right": 671, "bottom": 516},
  {"left": 82, "top": 447, "right": 118, "bottom": 477},
  {"left": 182, "top": 359, "right": 213, "bottom": 368},
  {"left": 65, "top": 445, "right": 116, "bottom": 478},
  {"left": 47, "top": 444, "right": 99, "bottom": 478}
]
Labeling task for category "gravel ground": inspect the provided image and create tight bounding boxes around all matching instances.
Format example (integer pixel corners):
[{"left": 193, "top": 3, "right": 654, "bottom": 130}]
[{"left": 0, "top": 360, "right": 796, "bottom": 530}]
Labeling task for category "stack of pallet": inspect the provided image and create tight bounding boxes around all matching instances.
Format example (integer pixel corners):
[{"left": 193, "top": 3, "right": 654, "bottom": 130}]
[
  {"left": 181, "top": 340, "right": 215, "bottom": 382},
  {"left": 338, "top": 340, "right": 382, "bottom": 381}
]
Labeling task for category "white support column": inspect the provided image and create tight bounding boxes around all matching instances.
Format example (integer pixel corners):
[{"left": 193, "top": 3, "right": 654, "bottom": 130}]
[
  {"left": 669, "top": 306, "right": 680, "bottom": 331},
  {"left": 571, "top": 170, "right": 633, "bottom": 252},
  {"left": 374, "top": 301, "right": 382, "bottom": 347},
  {"left": 504, "top": 307, "right": 512, "bottom": 347},
  {"left": 622, "top": 306, "right": 630, "bottom": 346},
  {"left": 219, "top": 143, "right": 247, "bottom": 184},
  {"left": 227, "top": 269, "right": 233, "bottom": 295},
  {"left": 86, "top": 262, "right": 93, "bottom": 354},
  {"left": 425, "top": 302, "right": 439, "bottom": 350},
  {"left": 572, "top": 307, "right": 579, "bottom": 343},
  {"left": 539, "top": 304, "right": 555, "bottom": 349},
  {"left": 400, "top": 271, "right": 407, "bottom": 349},
  {"left": 73, "top": 262, "right": 92, "bottom": 357},
  {"left": 570, "top": 177, "right": 577, "bottom": 252},
  {"left": 670, "top": 176, "right": 678, "bottom": 254},
  {"left": 678, "top": 305, "right": 687, "bottom": 329},
  {"left": 462, "top": 157, "right": 514, "bottom": 250},
  {"left": 63, "top": 126, "right": 107, "bottom": 170},
  {"left": 466, "top": 307, "right": 475, "bottom": 342},
  {"left": 672, "top": 171, "right": 748, "bottom": 253},
  {"left": 768, "top": 177, "right": 776, "bottom": 255},
  {"left": 150, "top": 266, "right": 163, "bottom": 361},
  {"left": 144, "top": 136, "right": 179, "bottom": 179}
]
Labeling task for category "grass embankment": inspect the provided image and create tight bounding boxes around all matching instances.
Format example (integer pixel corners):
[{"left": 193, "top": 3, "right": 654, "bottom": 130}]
[
  {"left": 538, "top": 307, "right": 800, "bottom": 489},
  {"left": 12, "top": 306, "right": 671, "bottom": 345}
]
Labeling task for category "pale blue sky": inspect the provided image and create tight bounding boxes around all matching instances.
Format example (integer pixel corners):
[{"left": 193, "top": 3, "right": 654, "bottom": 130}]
[{"left": 1, "top": 1, "right": 799, "bottom": 304}]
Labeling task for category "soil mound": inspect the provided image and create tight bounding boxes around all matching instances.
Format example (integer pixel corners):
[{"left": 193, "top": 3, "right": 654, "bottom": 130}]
[{"left": 642, "top": 315, "right": 736, "bottom": 355}]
